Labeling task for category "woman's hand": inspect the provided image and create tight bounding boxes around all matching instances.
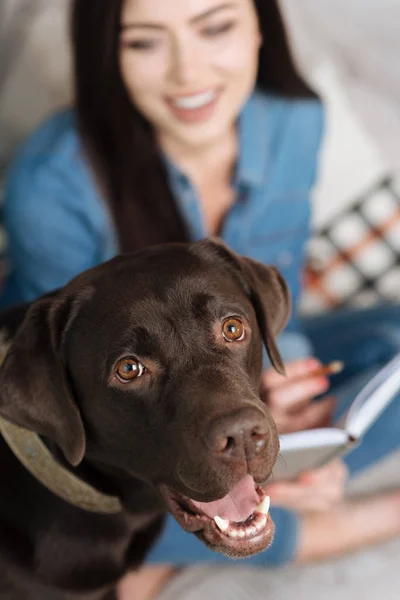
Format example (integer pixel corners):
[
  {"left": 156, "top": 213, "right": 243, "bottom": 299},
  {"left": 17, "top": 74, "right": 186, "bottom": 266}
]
[
  {"left": 260, "top": 358, "right": 347, "bottom": 513},
  {"left": 265, "top": 459, "right": 349, "bottom": 513},
  {"left": 260, "top": 357, "right": 336, "bottom": 434}
]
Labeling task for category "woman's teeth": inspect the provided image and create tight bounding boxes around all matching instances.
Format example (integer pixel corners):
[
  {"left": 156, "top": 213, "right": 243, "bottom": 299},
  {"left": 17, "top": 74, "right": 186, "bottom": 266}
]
[
  {"left": 172, "top": 90, "right": 217, "bottom": 110},
  {"left": 213, "top": 496, "right": 270, "bottom": 538}
]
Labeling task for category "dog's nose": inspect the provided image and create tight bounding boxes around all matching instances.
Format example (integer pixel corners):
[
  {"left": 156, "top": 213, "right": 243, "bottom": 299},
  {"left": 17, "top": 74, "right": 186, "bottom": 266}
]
[{"left": 205, "top": 407, "right": 270, "bottom": 461}]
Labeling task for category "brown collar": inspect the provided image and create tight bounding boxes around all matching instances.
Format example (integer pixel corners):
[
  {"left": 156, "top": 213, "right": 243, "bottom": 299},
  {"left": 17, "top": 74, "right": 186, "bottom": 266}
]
[{"left": 0, "top": 416, "right": 122, "bottom": 514}]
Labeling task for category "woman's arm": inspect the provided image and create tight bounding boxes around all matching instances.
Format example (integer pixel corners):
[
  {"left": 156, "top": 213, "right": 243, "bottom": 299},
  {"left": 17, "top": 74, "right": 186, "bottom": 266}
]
[{"left": 0, "top": 117, "right": 114, "bottom": 308}]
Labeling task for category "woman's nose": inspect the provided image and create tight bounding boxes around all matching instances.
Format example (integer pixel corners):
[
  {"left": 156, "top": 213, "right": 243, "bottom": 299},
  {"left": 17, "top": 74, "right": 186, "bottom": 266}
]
[{"left": 168, "top": 38, "right": 204, "bottom": 85}]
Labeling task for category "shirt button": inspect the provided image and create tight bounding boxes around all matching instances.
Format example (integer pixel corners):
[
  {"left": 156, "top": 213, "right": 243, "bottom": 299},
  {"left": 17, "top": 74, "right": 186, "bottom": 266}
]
[{"left": 278, "top": 251, "right": 293, "bottom": 267}]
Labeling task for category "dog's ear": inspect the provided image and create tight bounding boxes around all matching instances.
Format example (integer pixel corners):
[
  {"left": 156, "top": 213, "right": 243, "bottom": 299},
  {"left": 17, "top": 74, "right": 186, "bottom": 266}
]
[
  {"left": 238, "top": 256, "right": 291, "bottom": 374},
  {"left": 0, "top": 295, "right": 86, "bottom": 466},
  {"left": 192, "top": 238, "right": 291, "bottom": 375}
]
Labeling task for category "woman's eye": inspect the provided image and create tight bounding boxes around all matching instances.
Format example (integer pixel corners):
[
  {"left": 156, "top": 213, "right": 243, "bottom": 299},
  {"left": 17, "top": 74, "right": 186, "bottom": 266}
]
[
  {"left": 222, "top": 317, "right": 245, "bottom": 342},
  {"left": 122, "top": 39, "right": 159, "bottom": 51},
  {"left": 202, "top": 21, "right": 235, "bottom": 37},
  {"left": 115, "top": 358, "right": 145, "bottom": 383}
]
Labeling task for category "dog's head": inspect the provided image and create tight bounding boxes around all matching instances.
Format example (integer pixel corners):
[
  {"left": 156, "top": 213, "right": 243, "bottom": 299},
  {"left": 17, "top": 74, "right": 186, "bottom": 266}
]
[{"left": 0, "top": 239, "right": 290, "bottom": 558}]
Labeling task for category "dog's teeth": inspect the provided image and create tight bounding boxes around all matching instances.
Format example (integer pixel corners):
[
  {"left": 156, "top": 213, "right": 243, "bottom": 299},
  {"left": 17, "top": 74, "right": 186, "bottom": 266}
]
[
  {"left": 214, "top": 516, "right": 230, "bottom": 532},
  {"left": 255, "top": 496, "right": 270, "bottom": 515}
]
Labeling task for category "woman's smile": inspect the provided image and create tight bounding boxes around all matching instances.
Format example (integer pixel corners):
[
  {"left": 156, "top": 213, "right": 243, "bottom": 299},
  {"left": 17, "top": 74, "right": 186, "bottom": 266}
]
[{"left": 165, "top": 88, "right": 222, "bottom": 123}]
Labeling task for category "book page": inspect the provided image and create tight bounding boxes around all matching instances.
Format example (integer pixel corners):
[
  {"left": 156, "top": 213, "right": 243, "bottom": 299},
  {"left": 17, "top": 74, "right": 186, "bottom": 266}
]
[
  {"left": 345, "top": 352, "right": 400, "bottom": 440},
  {"left": 272, "top": 428, "right": 348, "bottom": 481}
]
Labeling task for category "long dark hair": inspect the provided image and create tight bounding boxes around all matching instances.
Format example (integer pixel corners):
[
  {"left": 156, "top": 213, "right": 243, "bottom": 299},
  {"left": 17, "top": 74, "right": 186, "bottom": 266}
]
[{"left": 71, "top": 0, "right": 316, "bottom": 253}]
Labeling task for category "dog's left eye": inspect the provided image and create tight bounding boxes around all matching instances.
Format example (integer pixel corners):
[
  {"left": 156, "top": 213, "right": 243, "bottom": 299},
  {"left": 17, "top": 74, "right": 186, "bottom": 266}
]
[
  {"left": 115, "top": 358, "right": 145, "bottom": 383},
  {"left": 222, "top": 317, "right": 245, "bottom": 342}
]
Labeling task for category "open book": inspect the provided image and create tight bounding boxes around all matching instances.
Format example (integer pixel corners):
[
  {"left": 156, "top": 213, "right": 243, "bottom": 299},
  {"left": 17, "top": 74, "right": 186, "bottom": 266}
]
[{"left": 272, "top": 353, "right": 400, "bottom": 481}]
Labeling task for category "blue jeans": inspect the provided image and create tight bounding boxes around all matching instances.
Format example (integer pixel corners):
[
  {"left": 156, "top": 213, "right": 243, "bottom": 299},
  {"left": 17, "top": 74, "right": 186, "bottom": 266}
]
[{"left": 147, "top": 305, "right": 400, "bottom": 566}]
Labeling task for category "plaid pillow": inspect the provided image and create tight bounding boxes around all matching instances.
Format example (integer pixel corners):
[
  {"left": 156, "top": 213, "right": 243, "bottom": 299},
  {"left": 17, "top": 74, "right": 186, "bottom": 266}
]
[{"left": 301, "top": 176, "right": 400, "bottom": 314}]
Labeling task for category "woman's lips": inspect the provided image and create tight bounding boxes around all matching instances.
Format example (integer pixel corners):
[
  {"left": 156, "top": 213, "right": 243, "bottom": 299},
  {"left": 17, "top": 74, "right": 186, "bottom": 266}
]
[{"left": 165, "top": 89, "right": 221, "bottom": 123}]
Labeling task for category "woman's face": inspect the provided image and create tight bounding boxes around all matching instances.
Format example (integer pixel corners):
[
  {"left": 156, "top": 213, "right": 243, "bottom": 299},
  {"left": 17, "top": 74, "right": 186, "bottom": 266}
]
[{"left": 119, "top": 0, "right": 261, "bottom": 150}]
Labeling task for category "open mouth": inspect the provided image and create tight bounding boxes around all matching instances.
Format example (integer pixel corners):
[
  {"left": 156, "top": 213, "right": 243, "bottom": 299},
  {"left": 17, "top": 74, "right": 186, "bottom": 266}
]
[
  {"left": 159, "top": 474, "right": 274, "bottom": 558},
  {"left": 165, "top": 88, "right": 222, "bottom": 123}
]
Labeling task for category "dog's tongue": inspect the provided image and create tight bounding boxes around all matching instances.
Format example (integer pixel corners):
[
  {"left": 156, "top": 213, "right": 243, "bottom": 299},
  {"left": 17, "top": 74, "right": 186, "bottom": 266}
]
[{"left": 190, "top": 475, "right": 259, "bottom": 522}]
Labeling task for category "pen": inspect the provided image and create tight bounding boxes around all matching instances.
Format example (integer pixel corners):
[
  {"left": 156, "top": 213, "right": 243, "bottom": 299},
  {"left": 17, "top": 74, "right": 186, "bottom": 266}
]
[{"left": 309, "top": 360, "right": 344, "bottom": 378}]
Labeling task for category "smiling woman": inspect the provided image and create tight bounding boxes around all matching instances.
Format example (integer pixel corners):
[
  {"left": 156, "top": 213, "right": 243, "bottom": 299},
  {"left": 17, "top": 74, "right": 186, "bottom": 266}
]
[
  {"left": 68, "top": 0, "right": 313, "bottom": 250},
  {"left": 119, "top": 0, "right": 261, "bottom": 153}
]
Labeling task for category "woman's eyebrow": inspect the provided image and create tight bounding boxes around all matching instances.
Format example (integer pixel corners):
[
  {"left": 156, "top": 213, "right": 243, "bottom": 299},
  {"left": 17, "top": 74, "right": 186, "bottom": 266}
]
[
  {"left": 190, "top": 2, "right": 237, "bottom": 24},
  {"left": 120, "top": 2, "right": 237, "bottom": 31}
]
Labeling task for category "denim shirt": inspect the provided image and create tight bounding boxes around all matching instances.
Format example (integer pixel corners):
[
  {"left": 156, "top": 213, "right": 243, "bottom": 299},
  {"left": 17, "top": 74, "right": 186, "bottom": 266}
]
[{"left": 0, "top": 90, "right": 324, "bottom": 338}]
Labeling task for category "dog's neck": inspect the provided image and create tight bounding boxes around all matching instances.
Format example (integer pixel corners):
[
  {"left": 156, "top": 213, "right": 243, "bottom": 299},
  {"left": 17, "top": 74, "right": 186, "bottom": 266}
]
[{"left": 0, "top": 415, "right": 123, "bottom": 514}]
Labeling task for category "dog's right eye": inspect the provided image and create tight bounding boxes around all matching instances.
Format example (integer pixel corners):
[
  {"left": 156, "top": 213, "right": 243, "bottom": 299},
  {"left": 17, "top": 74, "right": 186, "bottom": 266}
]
[
  {"left": 115, "top": 358, "right": 145, "bottom": 383},
  {"left": 222, "top": 317, "right": 245, "bottom": 342}
]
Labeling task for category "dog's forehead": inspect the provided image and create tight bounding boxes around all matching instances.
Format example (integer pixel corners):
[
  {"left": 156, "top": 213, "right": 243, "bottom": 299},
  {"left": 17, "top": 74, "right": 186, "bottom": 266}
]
[
  {"left": 62, "top": 251, "right": 256, "bottom": 367},
  {"left": 82, "top": 252, "right": 244, "bottom": 307},
  {"left": 68, "top": 250, "right": 251, "bottom": 338}
]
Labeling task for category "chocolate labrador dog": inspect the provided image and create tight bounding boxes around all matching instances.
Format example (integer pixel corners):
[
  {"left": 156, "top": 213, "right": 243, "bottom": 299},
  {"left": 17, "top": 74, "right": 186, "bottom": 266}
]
[{"left": 0, "top": 239, "right": 290, "bottom": 600}]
